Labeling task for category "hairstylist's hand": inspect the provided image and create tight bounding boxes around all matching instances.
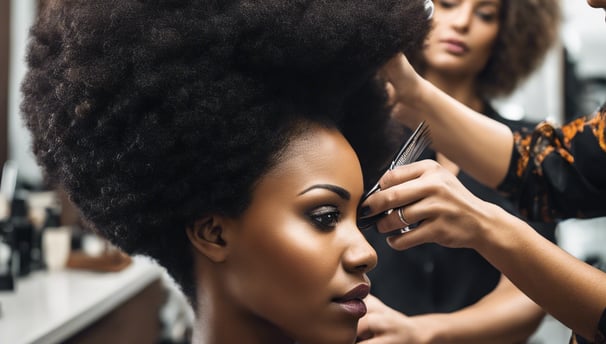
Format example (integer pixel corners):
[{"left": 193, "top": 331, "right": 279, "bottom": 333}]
[
  {"left": 356, "top": 295, "right": 434, "bottom": 343},
  {"left": 360, "top": 160, "right": 499, "bottom": 251},
  {"left": 379, "top": 53, "right": 425, "bottom": 129}
]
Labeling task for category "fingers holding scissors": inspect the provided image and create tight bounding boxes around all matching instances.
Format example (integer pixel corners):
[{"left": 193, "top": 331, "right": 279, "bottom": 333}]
[
  {"left": 358, "top": 161, "right": 430, "bottom": 232},
  {"left": 362, "top": 159, "right": 495, "bottom": 251}
]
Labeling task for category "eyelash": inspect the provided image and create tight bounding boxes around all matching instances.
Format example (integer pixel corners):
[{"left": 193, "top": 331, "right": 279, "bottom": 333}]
[
  {"left": 476, "top": 11, "right": 497, "bottom": 22},
  {"left": 306, "top": 205, "right": 341, "bottom": 231},
  {"left": 437, "top": 0, "right": 456, "bottom": 9}
]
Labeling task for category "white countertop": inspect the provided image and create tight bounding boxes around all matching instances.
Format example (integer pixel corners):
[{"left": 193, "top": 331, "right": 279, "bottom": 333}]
[{"left": 0, "top": 255, "right": 164, "bottom": 344}]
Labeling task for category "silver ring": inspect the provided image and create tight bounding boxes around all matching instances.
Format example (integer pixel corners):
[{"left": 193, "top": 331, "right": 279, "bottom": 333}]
[
  {"left": 399, "top": 226, "right": 412, "bottom": 234},
  {"left": 397, "top": 207, "right": 409, "bottom": 226},
  {"left": 424, "top": 0, "right": 434, "bottom": 20}
]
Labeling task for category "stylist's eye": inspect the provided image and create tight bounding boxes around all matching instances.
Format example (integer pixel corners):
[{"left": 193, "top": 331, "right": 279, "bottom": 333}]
[
  {"left": 476, "top": 10, "right": 497, "bottom": 22},
  {"left": 437, "top": 0, "right": 457, "bottom": 9},
  {"left": 307, "top": 205, "right": 341, "bottom": 231}
]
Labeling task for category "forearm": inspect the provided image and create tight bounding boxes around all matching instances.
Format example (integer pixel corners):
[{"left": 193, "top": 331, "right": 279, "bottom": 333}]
[
  {"left": 411, "top": 78, "right": 513, "bottom": 188},
  {"left": 415, "top": 275, "right": 544, "bottom": 344},
  {"left": 476, "top": 205, "right": 606, "bottom": 340},
  {"left": 381, "top": 54, "right": 514, "bottom": 187}
]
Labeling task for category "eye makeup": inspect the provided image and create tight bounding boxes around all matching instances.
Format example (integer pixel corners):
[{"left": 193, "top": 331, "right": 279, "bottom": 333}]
[
  {"left": 299, "top": 184, "right": 350, "bottom": 231},
  {"left": 306, "top": 205, "right": 341, "bottom": 231}
]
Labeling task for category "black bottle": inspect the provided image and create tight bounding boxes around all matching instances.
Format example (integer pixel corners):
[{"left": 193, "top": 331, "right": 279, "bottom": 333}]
[
  {"left": 11, "top": 197, "right": 34, "bottom": 277},
  {"left": 0, "top": 219, "right": 15, "bottom": 290}
]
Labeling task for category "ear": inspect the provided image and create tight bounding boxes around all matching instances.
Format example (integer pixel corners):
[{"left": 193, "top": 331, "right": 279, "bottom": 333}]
[{"left": 186, "top": 215, "right": 230, "bottom": 263}]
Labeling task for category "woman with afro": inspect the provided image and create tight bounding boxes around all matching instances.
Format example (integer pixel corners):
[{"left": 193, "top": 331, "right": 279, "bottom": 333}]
[{"left": 20, "top": 0, "right": 429, "bottom": 343}]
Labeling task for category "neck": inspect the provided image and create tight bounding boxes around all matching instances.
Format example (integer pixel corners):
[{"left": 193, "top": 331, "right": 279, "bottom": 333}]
[
  {"left": 423, "top": 69, "right": 484, "bottom": 111},
  {"left": 190, "top": 282, "right": 293, "bottom": 344}
]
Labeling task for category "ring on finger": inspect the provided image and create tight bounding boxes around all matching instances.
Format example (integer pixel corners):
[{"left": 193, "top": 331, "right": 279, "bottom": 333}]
[{"left": 397, "top": 207, "right": 409, "bottom": 226}]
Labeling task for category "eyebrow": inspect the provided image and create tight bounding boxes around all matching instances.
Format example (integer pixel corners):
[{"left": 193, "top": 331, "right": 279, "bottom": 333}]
[{"left": 298, "top": 184, "right": 351, "bottom": 200}]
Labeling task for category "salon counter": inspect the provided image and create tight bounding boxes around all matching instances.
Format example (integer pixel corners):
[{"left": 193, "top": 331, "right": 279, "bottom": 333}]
[{"left": 0, "top": 255, "right": 164, "bottom": 344}]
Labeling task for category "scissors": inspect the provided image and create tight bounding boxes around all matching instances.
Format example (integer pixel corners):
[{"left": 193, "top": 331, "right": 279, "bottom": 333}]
[{"left": 358, "top": 120, "right": 431, "bottom": 229}]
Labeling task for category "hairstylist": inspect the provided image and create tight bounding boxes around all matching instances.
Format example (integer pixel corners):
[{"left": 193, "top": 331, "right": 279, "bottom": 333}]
[
  {"left": 361, "top": 0, "right": 606, "bottom": 342},
  {"left": 359, "top": 0, "right": 560, "bottom": 342}
]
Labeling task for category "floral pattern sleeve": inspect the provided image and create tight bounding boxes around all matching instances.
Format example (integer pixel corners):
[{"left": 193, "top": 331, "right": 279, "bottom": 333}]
[{"left": 498, "top": 103, "right": 606, "bottom": 222}]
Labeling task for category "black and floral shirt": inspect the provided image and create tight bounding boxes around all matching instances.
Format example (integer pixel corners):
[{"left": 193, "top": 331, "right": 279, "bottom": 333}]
[
  {"left": 499, "top": 103, "right": 606, "bottom": 222},
  {"left": 498, "top": 103, "right": 606, "bottom": 343}
]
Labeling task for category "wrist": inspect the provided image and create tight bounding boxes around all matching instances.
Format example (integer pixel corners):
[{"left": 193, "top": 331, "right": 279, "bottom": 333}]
[
  {"left": 399, "top": 75, "right": 459, "bottom": 133},
  {"left": 411, "top": 313, "right": 451, "bottom": 344},
  {"left": 472, "top": 202, "right": 527, "bottom": 261},
  {"left": 391, "top": 76, "right": 436, "bottom": 129},
  {"left": 406, "top": 76, "right": 433, "bottom": 116}
]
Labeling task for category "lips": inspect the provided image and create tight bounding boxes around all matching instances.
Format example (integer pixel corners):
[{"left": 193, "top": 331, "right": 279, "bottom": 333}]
[
  {"left": 441, "top": 38, "right": 468, "bottom": 55},
  {"left": 333, "top": 284, "right": 370, "bottom": 318}
]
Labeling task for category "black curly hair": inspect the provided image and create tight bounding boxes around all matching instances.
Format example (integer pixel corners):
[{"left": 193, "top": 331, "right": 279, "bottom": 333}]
[{"left": 21, "top": 0, "right": 429, "bottom": 304}]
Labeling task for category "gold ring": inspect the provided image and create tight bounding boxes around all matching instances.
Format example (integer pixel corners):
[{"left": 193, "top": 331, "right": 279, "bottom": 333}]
[{"left": 397, "top": 207, "right": 409, "bottom": 226}]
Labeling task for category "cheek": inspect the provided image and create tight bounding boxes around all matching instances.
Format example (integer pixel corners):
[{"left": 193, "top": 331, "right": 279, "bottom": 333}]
[
  {"left": 422, "top": 20, "right": 450, "bottom": 58},
  {"left": 425, "top": 21, "right": 441, "bottom": 45},
  {"left": 464, "top": 30, "right": 497, "bottom": 70},
  {"left": 251, "top": 223, "right": 333, "bottom": 286},
  {"left": 422, "top": 34, "right": 440, "bottom": 60},
  {"left": 475, "top": 29, "right": 498, "bottom": 56},
  {"left": 227, "top": 214, "right": 339, "bottom": 315}
]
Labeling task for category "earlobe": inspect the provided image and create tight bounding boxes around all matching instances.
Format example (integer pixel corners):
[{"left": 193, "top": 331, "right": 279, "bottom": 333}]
[{"left": 186, "top": 215, "right": 229, "bottom": 263}]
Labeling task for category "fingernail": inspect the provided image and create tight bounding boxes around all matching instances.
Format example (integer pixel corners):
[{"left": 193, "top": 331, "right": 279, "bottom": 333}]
[
  {"left": 358, "top": 212, "right": 388, "bottom": 230},
  {"left": 359, "top": 206, "right": 372, "bottom": 217},
  {"left": 357, "top": 217, "right": 375, "bottom": 230}
]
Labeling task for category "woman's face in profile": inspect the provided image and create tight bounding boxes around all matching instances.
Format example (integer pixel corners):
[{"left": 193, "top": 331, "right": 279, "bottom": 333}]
[
  {"left": 224, "top": 126, "right": 377, "bottom": 343},
  {"left": 423, "top": 0, "right": 501, "bottom": 77}
]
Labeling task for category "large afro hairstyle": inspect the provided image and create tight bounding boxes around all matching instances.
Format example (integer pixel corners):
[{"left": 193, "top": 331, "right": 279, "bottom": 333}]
[{"left": 21, "top": 0, "right": 430, "bottom": 304}]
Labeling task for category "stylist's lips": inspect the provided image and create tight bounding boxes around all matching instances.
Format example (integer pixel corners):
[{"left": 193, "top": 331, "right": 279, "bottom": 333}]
[
  {"left": 333, "top": 284, "right": 370, "bottom": 318},
  {"left": 442, "top": 38, "right": 469, "bottom": 55}
]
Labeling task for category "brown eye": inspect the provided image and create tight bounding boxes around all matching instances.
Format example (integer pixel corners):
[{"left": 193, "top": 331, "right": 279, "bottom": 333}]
[
  {"left": 307, "top": 205, "right": 341, "bottom": 231},
  {"left": 476, "top": 10, "right": 497, "bottom": 22},
  {"left": 437, "top": 0, "right": 457, "bottom": 9}
]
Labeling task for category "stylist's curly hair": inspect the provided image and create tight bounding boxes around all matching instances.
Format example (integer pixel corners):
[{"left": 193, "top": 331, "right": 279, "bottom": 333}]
[
  {"left": 21, "top": 0, "right": 429, "bottom": 304},
  {"left": 480, "top": 0, "right": 561, "bottom": 97}
]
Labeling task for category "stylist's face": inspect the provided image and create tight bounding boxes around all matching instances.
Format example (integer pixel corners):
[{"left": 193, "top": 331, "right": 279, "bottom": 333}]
[
  {"left": 423, "top": 0, "right": 500, "bottom": 77},
  {"left": 226, "top": 126, "right": 377, "bottom": 344}
]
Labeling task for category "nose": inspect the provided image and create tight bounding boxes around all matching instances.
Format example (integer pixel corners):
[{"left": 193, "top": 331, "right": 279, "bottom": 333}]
[
  {"left": 342, "top": 223, "right": 378, "bottom": 274},
  {"left": 448, "top": 4, "right": 473, "bottom": 32}
]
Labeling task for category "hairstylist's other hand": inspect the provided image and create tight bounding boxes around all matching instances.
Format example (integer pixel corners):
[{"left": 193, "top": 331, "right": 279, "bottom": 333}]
[
  {"left": 360, "top": 160, "right": 500, "bottom": 251},
  {"left": 379, "top": 53, "right": 425, "bottom": 128},
  {"left": 356, "top": 295, "right": 435, "bottom": 343}
]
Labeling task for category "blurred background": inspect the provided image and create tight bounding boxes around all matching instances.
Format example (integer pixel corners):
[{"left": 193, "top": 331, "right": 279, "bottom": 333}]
[{"left": 1, "top": 1, "right": 605, "bottom": 343}]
